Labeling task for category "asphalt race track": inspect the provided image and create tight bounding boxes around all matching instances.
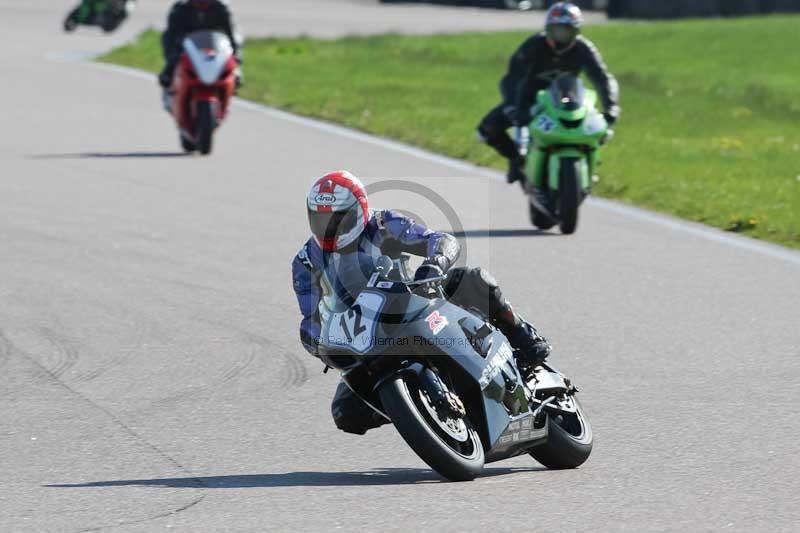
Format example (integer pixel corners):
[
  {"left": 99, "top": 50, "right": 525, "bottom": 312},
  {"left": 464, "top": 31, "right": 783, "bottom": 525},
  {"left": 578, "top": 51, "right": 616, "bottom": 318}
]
[{"left": 1, "top": 1, "right": 798, "bottom": 531}]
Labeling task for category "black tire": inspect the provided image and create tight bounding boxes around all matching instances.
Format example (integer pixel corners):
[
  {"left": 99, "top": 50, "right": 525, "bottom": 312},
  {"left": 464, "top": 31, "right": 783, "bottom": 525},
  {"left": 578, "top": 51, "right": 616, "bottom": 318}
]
[
  {"left": 195, "top": 101, "right": 215, "bottom": 155},
  {"left": 378, "top": 376, "right": 484, "bottom": 482},
  {"left": 180, "top": 133, "right": 196, "bottom": 153},
  {"left": 529, "top": 397, "right": 593, "bottom": 470},
  {"left": 99, "top": 15, "right": 124, "bottom": 33},
  {"left": 557, "top": 158, "right": 581, "bottom": 235}
]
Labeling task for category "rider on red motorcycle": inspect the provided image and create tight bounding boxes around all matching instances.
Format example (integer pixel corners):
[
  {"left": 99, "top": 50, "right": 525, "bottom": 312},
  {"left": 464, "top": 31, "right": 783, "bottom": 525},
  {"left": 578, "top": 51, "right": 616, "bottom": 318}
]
[
  {"left": 158, "top": 0, "right": 242, "bottom": 93},
  {"left": 291, "top": 171, "right": 552, "bottom": 435}
]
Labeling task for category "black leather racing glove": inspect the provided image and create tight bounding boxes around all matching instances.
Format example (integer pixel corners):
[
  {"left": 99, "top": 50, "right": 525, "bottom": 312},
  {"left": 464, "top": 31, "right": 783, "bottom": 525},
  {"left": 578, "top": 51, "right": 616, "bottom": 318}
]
[
  {"left": 413, "top": 256, "right": 448, "bottom": 282},
  {"left": 603, "top": 112, "right": 617, "bottom": 126}
]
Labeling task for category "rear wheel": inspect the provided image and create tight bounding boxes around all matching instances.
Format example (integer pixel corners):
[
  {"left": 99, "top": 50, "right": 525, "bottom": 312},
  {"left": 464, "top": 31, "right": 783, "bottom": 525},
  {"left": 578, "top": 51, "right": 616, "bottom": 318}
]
[
  {"left": 529, "top": 396, "right": 593, "bottom": 469},
  {"left": 557, "top": 158, "right": 581, "bottom": 235},
  {"left": 196, "top": 101, "right": 216, "bottom": 155},
  {"left": 99, "top": 14, "right": 124, "bottom": 33},
  {"left": 379, "top": 375, "right": 484, "bottom": 481}
]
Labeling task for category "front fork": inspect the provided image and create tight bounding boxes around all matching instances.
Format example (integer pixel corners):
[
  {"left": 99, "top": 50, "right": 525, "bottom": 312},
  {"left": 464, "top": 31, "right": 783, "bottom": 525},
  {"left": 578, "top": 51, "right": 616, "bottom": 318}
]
[{"left": 526, "top": 147, "right": 596, "bottom": 192}]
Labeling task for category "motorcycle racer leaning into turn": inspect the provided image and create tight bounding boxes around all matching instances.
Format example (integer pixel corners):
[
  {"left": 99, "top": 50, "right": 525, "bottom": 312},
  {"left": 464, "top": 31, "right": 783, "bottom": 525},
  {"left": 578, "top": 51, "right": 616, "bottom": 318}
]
[
  {"left": 477, "top": 1, "right": 620, "bottom": 187},
  {"left": 291, "top": 171, "right": 552, "bottom": 435}
]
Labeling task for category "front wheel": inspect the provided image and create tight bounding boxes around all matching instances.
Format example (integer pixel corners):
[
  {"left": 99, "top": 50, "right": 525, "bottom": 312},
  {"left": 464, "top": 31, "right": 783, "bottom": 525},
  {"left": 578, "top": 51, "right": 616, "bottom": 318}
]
[
  {"left": 529, "top": 396, "right": 593, "bottom": 469},
  {"left": 378, "top": 376, "right": 484, "bottom": 481},
  {"left": 100, "top": 17, "right": 123, "bottom": 32},
  {"left": 99, "top": 9, "right": 126, "bottom": 32},
  {"left": 195, "top": 101, "right": 216, "bottom": 155},
  {"left": 557, "top": 158, "right": 581, "bottom": 235}
]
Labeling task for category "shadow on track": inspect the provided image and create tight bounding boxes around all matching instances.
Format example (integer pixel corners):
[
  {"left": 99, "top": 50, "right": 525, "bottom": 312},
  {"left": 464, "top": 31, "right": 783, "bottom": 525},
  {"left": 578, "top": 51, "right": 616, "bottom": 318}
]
[
  {"left": 46, "top": 467, "right": 546, "bottom": 488},
  {"left": 30, "top": 152, "right": 190, "bottom": 159},
  {"left": 453, "top": 229, "right": 555, "bottom": 238}
]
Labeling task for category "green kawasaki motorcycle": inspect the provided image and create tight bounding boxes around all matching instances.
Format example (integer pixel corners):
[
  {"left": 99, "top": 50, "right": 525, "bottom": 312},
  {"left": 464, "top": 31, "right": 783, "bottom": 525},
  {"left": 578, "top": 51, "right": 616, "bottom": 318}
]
[
  {"left": 516, "top": 75, "right": 611, "bottom": 234},
  {"left": 63, "top": 0, "right": 136, "bottom": 33}
]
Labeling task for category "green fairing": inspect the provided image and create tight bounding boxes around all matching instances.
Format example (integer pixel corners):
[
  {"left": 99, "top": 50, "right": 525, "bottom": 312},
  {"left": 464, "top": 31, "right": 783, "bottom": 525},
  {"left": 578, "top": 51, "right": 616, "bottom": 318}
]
[
  {"left": 76, "top": 1, "right": 111, "bottom": 22},
  {"left": 525, "top": 80, "right": 608, "bottom": 190}
]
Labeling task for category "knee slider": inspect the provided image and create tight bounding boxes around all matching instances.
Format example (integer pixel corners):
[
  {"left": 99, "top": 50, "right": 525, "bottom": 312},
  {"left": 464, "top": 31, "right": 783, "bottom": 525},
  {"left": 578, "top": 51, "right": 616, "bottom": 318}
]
[
  {"left": 331, "top": 401, "right": 368, "bottom": 435},
  {"left": 477, "top": 123, "right": 501, "bottom": 142},
  {"left": 331, "top": 391, "right": 378, "bottom": 435}
]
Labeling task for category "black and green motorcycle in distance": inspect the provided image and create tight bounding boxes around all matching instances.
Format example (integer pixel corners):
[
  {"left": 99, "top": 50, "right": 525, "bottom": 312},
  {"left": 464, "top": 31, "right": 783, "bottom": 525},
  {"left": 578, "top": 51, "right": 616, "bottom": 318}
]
[
  {"left": 517, "top": 75, "right": 612, "bottom": 235},
  {"left": 63, "top": 0, "right": 136, "bottom": 33}
]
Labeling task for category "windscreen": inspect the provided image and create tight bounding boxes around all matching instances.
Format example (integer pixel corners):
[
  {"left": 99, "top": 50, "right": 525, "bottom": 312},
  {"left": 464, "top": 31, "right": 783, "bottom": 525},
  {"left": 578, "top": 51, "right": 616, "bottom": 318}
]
[
  {"left": 549, "top": 76, "right": 586, "bottom": 112},
  {"left": 185, "top": 31, "right": 230, "bottom": 52}
]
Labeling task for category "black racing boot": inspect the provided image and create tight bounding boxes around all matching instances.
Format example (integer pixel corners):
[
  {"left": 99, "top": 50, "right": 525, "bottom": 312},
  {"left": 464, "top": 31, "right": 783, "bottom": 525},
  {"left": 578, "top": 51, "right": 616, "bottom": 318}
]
[
  {"left": 506, "top": 320, "right": 551, "bottom": 375},
  {"left": 492, "top": 308, "right": 551, "bottom": 377},
  {"left": 507, "top": 156, "right": 527, "bottom": 184}
]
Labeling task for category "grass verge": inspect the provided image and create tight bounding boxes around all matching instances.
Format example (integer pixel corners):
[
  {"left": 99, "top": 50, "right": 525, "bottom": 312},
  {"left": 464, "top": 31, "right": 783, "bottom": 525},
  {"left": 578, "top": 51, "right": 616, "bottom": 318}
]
[{"left": 100, "top": 17, "right": 800, "bottom": 248}]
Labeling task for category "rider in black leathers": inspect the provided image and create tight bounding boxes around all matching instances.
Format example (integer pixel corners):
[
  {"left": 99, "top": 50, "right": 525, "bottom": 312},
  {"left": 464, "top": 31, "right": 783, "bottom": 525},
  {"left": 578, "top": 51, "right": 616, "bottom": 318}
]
[
  {"left": 477, "top": 2, "right": 620, "bottom": 185},
  {"left": 158, "top": 0, "right": 242, "bottom": 89}
]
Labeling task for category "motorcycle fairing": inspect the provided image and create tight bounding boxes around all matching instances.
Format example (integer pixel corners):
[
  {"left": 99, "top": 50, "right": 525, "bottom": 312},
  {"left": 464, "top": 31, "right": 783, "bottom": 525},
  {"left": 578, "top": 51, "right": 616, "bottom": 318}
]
[
  {"left": 525, "top": 74, "right": 608, "bottom": 190},
  {"left": 182, "top": 31, "right": 234, "bottom": 85},
  {"left": 321, "top": 291, "right": 386, "bottom": 355},
  {"left": 325, "top": 289, "right": 546, "bottom": 456},
  {"left": 172, "top": 30, "right": 237, "bottom": 141},
  {"left": 547, "top": 149, "right": 590, "bottom": 190}
]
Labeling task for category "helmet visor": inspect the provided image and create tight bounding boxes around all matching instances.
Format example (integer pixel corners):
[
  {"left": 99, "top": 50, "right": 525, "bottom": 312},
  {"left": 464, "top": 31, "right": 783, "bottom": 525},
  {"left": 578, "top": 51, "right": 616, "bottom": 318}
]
[
  {"left": 546, "top": 24, "right": 579, "bottom": 46},
  {"left": 308, "top": 207, "right": 359, "bottom": 241}
]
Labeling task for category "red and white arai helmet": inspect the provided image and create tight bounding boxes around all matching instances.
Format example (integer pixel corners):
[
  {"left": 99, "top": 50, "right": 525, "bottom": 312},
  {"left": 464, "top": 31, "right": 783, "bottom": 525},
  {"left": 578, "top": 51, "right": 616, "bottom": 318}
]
[{"left": 307, "top": 171, "right": 369, "bottom": 253}]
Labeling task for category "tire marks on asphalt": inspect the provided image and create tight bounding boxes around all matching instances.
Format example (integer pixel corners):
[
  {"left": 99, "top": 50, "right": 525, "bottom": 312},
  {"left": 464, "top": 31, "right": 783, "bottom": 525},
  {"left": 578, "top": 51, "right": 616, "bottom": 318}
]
[
  {"left": 192, "top": 316, "right": 309, "bottom": 390},
  {"left": 0, "top": 328, "right": 12, "bottom": 372},
  {"left": 8, "top": 337, "right": 209, "bottom": 532},
  {"left": 69, "top": 310, "right": 166, "bottom": 385},
  {"left": 34, "top": 325, "right": 80, "bottom": 379}
]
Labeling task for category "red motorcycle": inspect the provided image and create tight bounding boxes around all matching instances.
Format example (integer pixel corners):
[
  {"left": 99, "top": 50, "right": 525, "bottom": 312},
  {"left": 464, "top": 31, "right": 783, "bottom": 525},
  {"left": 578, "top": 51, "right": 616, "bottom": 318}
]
[{"left": 170, "top": 30, "right": 237, "bottom": 155}]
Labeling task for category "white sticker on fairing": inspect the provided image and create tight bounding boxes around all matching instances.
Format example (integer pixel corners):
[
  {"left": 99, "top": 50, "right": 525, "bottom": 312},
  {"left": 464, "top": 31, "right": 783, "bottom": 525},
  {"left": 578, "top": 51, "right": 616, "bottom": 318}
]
[
  {"left": 324, "top": 292, "right": 385, "bottom": 354},
  {"left": 183, "top": 34, "right": 233, "bottom": 85},
  {"left": 537, "top": 115, "right": 556, "bottom": 133},
  {"left": 478, "top": 342, "right": 514, "bottom": 389},
  {"left": 425, "top": 310, "right": 449, "bottom": 335}
]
